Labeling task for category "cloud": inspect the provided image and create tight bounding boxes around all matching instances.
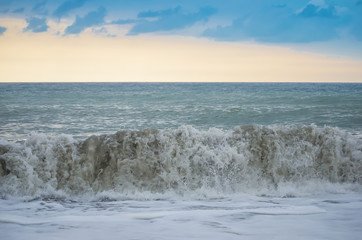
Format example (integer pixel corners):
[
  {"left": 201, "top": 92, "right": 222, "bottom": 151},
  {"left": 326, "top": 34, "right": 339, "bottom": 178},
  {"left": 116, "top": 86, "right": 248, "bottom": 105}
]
[
  {"left": 128, "top": 6, "right": 217, "bottom": 35},
  {"left": 110, "top": 19, "right": 137, "bottom": 25},
  {"left": 32, "top": 1, "right": 48, "bottom": 15},
  {"left": 93, "top": 26, "right": 107, "bottom": 34},
  {"left": 23, "top": 17, "right": 49, "bottom": 33},
  {"left": 137, "top": 6, "right": 181, "bottom": 18},
  {"left": 2, "top": 0, "right": 361, "bottom": 47},
  {"left": 298, "top": 4, "right": 337, "bottom": 18},
  {"left": 53, "top": 0, "right": 88, "bottom": 18},
  {"left": 110, "top": 7, "right": 183, "bottom": 27},
  {"left": 12, "top": 8, "right": 25, "bottom": 13},
  {"left": 91, "top": 26, "right": 117, "bottom": 38},
  {"left": 64, "top": 7, "right": 106, "bottom": 35},
  {"left": 0, "top": 26, "right": 7, "bottom": 35},
  {"left": 203, "top": 2, "right": 348, "bottom": 43}
]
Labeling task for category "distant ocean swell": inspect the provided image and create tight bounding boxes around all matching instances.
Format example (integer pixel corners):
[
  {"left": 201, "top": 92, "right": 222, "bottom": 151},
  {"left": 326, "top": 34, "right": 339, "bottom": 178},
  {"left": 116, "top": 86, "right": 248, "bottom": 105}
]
[{"left": 1, "top": 125, "right": 361, "bottom": 199}]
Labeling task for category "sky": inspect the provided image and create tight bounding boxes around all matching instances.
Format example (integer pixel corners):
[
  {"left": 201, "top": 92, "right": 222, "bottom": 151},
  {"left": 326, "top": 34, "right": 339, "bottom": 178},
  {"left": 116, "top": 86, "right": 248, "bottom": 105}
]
[{"left": 0, "top": 0, "right": 362, "bottom": 82}]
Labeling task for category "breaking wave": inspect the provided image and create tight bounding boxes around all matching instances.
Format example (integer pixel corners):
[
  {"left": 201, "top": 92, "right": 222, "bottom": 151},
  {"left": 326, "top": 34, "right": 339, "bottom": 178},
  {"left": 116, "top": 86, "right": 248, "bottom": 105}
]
[{"left": 1, "top": 125, "right": 361, "bottom": 200}]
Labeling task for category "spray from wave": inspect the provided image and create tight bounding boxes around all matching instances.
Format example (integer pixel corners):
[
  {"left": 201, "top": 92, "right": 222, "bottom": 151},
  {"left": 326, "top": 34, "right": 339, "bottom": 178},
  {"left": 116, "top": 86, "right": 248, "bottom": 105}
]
[{"left": 0, "top": 125, "right": 361, "bottom": 199}]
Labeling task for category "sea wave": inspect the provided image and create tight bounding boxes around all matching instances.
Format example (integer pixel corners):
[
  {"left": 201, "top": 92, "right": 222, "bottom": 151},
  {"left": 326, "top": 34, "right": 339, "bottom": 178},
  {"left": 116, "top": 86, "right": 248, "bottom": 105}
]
[{"left": 1, "top": 125, "right": 361, "bottom": 199}]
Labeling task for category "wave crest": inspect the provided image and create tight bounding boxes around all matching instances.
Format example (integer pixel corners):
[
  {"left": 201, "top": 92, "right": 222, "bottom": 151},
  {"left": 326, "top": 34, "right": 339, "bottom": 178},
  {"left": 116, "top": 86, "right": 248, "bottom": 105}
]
[{"left": 1, "top": 125, "right": 361, "bottom": 199}]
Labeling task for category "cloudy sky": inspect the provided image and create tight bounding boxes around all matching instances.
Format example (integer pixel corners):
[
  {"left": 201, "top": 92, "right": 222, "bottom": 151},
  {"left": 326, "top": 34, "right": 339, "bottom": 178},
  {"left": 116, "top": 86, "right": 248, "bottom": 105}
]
[{"left": 1, "top": 0, "right": 362, "bottom": 82}]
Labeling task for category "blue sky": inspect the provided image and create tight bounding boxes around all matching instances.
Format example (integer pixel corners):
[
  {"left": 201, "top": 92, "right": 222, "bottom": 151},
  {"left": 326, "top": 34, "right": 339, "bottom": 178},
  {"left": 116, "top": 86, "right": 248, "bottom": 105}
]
[{"left": 1, "top": 1, "right": 362, "bottom": 49}]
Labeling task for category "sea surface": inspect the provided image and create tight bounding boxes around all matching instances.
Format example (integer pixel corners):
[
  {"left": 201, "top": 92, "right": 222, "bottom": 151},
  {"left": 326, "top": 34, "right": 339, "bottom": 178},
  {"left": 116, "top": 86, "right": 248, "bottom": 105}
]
[{"left": 1, "top": 82, "right": 362, "bottom": 239}]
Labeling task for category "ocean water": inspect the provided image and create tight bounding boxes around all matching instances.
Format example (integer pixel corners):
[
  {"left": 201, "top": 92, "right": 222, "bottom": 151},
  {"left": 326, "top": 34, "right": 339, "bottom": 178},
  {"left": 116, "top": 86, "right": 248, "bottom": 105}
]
[{"left": 1, "top": 83, "right": 362, "bottom": 239}]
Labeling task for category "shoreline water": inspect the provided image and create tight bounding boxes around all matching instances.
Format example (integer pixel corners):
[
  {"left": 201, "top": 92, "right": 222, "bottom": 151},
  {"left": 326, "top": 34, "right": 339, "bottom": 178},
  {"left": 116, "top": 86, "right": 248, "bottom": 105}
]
[{"left": 1, "top": 192, "right": 362, "bottom": 240}]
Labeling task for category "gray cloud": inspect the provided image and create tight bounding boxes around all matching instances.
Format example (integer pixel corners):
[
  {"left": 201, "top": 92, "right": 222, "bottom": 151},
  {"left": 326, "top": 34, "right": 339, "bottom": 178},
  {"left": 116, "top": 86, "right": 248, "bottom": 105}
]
[
  {"left": 64, "top": 7, "right": 106, "bottom": 35},
  {"left": 23, "top": 17, "right": 49, "bottom": 33},
  {"left": 0, "top": 26, "right": 7, "bottom": 35},
  {"left": 53, "top": 0, "right": 88, "bottom": 19},
  {"left": 128, "top": 6, "right": 217, "bottom": 35}
]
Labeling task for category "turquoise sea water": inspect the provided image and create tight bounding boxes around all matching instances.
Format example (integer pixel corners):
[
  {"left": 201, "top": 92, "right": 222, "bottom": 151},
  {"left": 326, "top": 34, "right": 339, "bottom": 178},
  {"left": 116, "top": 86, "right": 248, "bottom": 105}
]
[{"left": 1, "top": 83, "right": 362, "bottom": 140}]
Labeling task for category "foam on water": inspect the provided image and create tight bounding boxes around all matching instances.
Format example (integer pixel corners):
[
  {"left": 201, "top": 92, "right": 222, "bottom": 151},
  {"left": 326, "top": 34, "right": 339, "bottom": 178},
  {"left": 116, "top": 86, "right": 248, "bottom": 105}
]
[
  {"left": 1, "top": 125, "right": 361, "bottom": 200},
  {"left": 1, "top": 192, "right": 362, "bottom": 240}
]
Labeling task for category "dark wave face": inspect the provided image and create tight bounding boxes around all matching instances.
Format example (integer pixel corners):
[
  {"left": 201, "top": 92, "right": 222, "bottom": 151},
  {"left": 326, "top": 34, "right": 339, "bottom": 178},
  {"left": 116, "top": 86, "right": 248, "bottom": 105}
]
[{"left": 1, "top": 125, "right": 361, "bottom": 199}]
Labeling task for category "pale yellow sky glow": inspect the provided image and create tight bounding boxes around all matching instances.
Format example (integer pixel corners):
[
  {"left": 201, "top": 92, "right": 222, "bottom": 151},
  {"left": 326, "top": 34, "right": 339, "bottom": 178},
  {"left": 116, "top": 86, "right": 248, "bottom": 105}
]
[{"left": 1, "top": 19, "right": 362, "bottom": 82}]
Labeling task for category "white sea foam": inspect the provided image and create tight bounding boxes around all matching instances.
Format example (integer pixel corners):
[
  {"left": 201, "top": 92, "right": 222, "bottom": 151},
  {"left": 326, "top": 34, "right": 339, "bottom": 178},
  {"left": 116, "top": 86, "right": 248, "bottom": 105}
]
[
  {"left": 1, "top": 125, "right": 361, "bottom": 200},
  {"left": 1, "top": 193, "right": 362, "bottom": 240}
]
